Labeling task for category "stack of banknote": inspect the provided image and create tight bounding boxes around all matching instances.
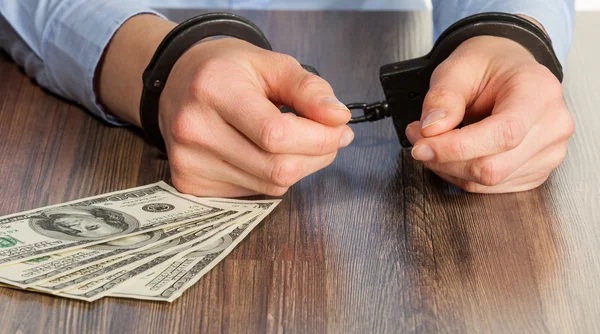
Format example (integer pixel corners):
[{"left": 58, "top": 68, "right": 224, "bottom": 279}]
[{"left": 0, "top": 182, "right": 279, "bottom": 302}]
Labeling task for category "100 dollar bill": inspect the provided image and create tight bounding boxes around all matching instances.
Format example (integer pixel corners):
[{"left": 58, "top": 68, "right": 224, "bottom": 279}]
[
  {"left": 57, "top": 210, "right": 261, "bottom": 301},
  {"left": 0, "top": 182, "right": 227, "bottom": 266},
  {"left": 108, "top": 201, "right": 279, "bottom": 302},
  {"left": 0, "top": 210, "right": 241, "bottom": 288},
  {"left": 34, "top": 211, "right": 257, "bottom": 294}
]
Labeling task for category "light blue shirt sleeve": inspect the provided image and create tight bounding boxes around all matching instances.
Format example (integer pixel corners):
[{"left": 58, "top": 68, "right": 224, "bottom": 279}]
[
  {"left": 432, "top": 0, "right": 575, "bottom": 67},
  {"left": 0, "top": 0, "right": 575, "bottom": 126},
  {"left": 0, "top": 0, "right": 163, "bottom": 125}
]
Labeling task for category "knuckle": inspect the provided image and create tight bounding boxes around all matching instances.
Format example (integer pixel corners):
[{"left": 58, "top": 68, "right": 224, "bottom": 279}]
[
  {"left": 470, "top": 160, "right": 506, "bottom": 187},
  {"left": 316, "top": 127, "right": 330, "bottom": 155},
  {"left": 269, "top": 157, "right": 301, "bottom": 187},
  {"left": 447, "top": 139, "right": 467, "bottom": 161},
  {"left": 259, "top": 117, "right": 284, "bottom": 152},
  {"left": 169, "top": 113, "right": 195, "bottom": 144},
  {"left": 498, "top": 117, "right": 525, "bottom": 151},
  {"left": 459, "top": 180, "right": 481, "bottom": 193},
  {"left": 169, "top": 111, "right": 211, "bottom": 148}
]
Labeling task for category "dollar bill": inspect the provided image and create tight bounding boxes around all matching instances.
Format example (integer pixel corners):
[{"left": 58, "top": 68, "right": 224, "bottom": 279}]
[
  {"left": 34, "top": 210, "right": 257, "bottom": 294},
  {"left": 204, "top": 198, "right": 280, "bottom": 211},
  {"left": 0, "top": 210, "right": 241, "bottom": 288},
  {"left": 107, "top": 201, "right": 278, "bottom": 302},
  {"left": 57, "top": 212, "right": 254, "bottom": 301},
  {"left": 0, "top": 182, "right": 230, "bottom": 266},
  {"left": 56, "top": 269, "right": 131, "bottom": 301}
]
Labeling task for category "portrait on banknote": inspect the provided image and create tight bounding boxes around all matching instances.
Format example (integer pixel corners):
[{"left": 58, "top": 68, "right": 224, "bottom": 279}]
[{"left": 29, "top": 207, "right": 139, "bottom": 241}]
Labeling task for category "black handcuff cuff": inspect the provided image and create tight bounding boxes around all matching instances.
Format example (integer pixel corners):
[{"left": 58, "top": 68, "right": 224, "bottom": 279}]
[{"left": 140, "top": 12, "right": 563, "bottom": 152}]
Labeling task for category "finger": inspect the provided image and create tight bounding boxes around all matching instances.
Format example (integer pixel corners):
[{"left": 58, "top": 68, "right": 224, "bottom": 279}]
[
  {"left": 429, "top": 139, "right": 567, "bottom": 193},
  {"left": 209, "top": 122, "right": 340, "bottom": 187},
  {"left": 413, "top": 97, "right": 538, "bottom": 163},
  {"left": 169, "top": 105, "right": 342, "bottom": 184},
  {"left": 419, "top": 55, "right": 482, "bottom": 137},
  {"left": 214, "top": 89, "right": 354, "bottom": 155},
  {"left": 256, "top": 53, "right": 351, "bottom": 126},
  {"left": 425, "top": 142, "right": 560, "bottom": 188},
  {"left": 469, "top": 119, "right": 569, "bottom": 186},
  {"left": 405, "top": 121, "right": 423, "bottom": 145},
  {"left": 201, "top": 119, "right": 340, "bottom": 186},
  {"left": 433, "top": 169, "right": 547, "bottom": 194},
  {"left": 170, "top": 148, "right": 291, "bottom": 196},
  {"left": 422, "top": 111, "right": 570, "bottom": 186},
  {"left": 217, "top": 118, "right": 337, "bottom": 187},
  {"left": 200, "top": 156, "right": 292, "bottom": 196},
  {"left": 413, "top": 66, "right": 561, "bottom": 163},
  {"left": 502, "top": 141, "right": 568, "bottom": 183},
  {"left": 171, "top": 176, "right": 260, "bottom": 198}
]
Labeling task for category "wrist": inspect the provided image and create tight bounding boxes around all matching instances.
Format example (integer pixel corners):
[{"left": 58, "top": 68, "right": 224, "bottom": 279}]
[
  {"left": 460, "top": 35, "right": 537, "bottom": 66},
  {"left": 157, "top": 38, "right": 238, "bottom": 146},
  {"left": 97, "top": 15, "right": 176, "bottom": 127}
]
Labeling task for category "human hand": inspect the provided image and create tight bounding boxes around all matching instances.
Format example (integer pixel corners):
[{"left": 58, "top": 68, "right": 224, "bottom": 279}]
[
  {"left": 405, "top": 35, "right": 574, "bottom": 193},
  {"left": 158, "top": 38, "right": 353, "bottom": 197}
]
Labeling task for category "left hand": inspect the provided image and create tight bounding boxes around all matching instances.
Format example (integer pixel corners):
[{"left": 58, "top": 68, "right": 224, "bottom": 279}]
[{"left": 405, "top": 35, "right": 575, "bottom": 193}]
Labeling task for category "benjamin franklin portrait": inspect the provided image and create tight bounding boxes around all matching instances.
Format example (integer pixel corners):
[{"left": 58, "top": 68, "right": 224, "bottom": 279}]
[{"left": 30, "top": 206, "right": 139, "bottom": 241}]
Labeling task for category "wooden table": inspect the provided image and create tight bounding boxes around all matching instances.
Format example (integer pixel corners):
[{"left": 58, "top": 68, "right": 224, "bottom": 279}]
[{"left": 0, "top": 9, "right": 598, "bottom": 334}]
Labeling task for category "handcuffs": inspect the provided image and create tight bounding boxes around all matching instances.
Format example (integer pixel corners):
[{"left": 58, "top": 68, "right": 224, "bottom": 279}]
[{"left": 140, "top": 12, "right": 563, "bottom": 152}]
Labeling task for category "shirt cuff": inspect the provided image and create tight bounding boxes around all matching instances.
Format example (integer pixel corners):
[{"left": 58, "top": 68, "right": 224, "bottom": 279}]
[
  {"left": 432, "top": 1, "right": 575, "bottom": 68},
  {"left": 41, "top": 0, "right": 166, "bottom": 125}
]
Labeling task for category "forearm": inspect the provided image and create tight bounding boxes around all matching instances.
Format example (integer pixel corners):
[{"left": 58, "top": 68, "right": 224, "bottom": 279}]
[
  {"left": 97, "top": 15, "right": 175, "bottom": 127},
  {"left": 431, "top": 0, "right": 575, "bottom": 67},
  {"left": 0, "top": 1, "right": 164, "bottom": 125}
]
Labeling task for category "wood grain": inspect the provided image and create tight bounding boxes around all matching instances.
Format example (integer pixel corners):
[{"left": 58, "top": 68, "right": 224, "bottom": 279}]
[{"left": 0, "top": 9, "right": 598, "bottom": 334}]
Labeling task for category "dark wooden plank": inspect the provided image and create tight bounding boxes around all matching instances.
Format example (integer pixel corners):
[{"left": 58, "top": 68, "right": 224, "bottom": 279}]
[{"left": 0, "top": 10, "right": 598, "bottom": 334}]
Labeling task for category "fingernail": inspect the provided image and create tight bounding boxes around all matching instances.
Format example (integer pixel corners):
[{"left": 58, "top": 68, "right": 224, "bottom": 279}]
[
  {"left": 411, "top": 145, "right": 435, "bottom": 161},
  {"left": 405, "top": 121, "right": 419, "bottom": 132},
  {"left": 421, "top": 110, "right": 447, "bottom": 129},
  {"left": 323, "top": 97, "right": 351, "bottom": 113},
  {"left": 339, "top": 129, "right": 354, "bottom": 148},
  {"left": 405, "top": 123, "right": 417, "bottom": 144}
]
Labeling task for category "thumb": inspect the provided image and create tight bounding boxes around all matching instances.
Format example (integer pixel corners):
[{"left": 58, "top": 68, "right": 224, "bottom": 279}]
[
  {"left": 258, "top": 53, "right": 351, "bottom": 126},
  {"left": 419, "top": 55, "right": 481, "bottom": 137}
]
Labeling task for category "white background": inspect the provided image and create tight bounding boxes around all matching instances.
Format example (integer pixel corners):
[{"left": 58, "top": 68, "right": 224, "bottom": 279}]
[{"left": 576, "top": 0, "right": 600, "bottom": 10}]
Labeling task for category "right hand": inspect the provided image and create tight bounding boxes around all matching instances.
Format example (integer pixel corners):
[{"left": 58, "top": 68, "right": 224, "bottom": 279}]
[{"left": 157, "top": 38, "right": 354, "bottom": 197}]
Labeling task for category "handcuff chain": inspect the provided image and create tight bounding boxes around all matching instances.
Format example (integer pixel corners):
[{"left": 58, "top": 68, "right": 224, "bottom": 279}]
[{"left": 347, "top": 101, "right": 391, "bottom": 123}]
